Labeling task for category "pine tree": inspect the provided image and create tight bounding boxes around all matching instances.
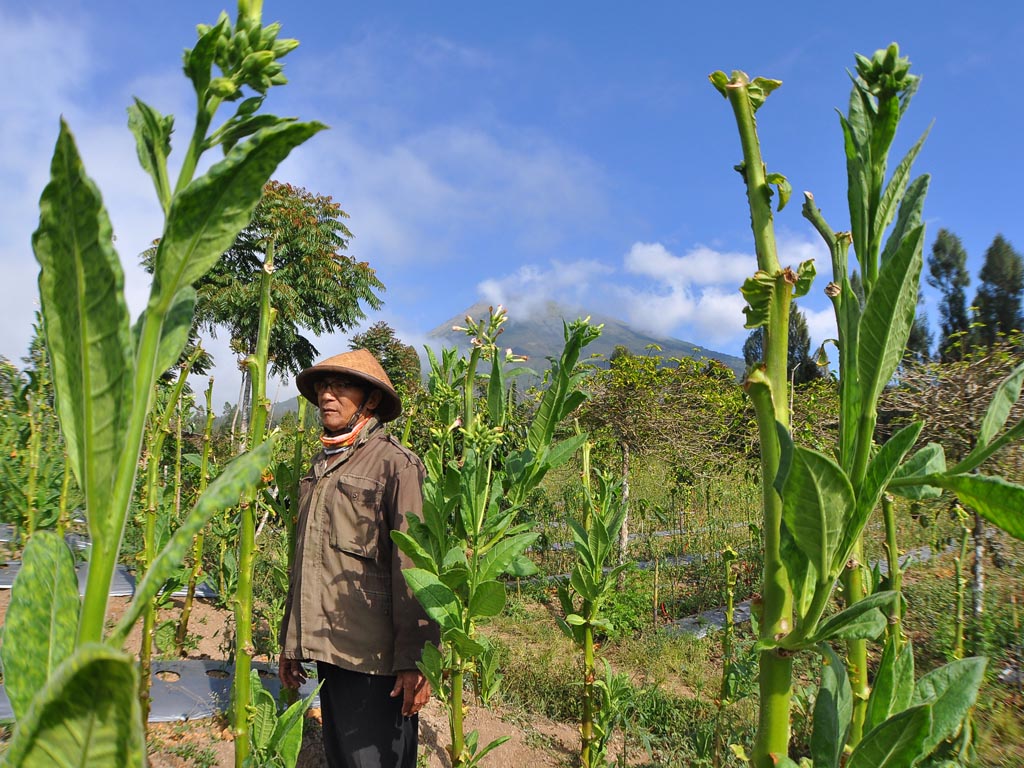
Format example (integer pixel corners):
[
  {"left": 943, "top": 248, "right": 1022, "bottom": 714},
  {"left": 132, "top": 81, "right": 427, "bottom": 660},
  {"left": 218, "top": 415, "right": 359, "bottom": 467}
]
[
  {"left": 742, "top": 304, "right": 823, "bottom": 384},
  {"left": 972, "top": 234, "right": 1024, "bottom": 348},
  {"left": 927, "top": 229, "right": 971, "bottom": 359}
]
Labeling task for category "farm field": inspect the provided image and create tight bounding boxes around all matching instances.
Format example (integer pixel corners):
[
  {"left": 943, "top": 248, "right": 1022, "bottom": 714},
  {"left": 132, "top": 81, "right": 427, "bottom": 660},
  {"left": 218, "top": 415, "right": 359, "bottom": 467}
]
[{"left": 3, "top": 4, "right": 1024, "bottom": 767}]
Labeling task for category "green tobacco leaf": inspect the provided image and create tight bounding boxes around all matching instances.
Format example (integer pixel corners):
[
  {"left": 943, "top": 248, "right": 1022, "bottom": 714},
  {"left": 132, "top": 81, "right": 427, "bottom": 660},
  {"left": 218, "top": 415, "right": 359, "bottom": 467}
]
[
  {"left": 812, "top": 591, "right": 896, "bottom": 644},
  {"left": 402, "top": 568, "right": 462, "bottom": 632},
  {"left": 928, "top": 474, "right": 1024, "bottom": 540},
  {"left": 858, "top": 224, "right": 924, "bottom": 408},
  {"left": 127, "top": 98, "right": 173, "bottom": 212},
  {"left": 889, "top": 443, "right": 945, "bottom": 500},
  {"left": 748, "top": 77, "right": 782, "bottom": 111},
  {"left": 477, "top": 531, "right": 539, "bottom": 582},
  {"left": 812, "top": 643, "right": 851, "bottom": 768},
  {"left": 152, "top": 120, "right": 325, "bottom": 305},
  {"left": 976, "top": 360, "right": 1024, "bottom": 450},
  {"left": 741, "top": 270, "right": 776, "bottom": 329},
  {"left": 838, "top": 421, "right": 922, "bottom": 571},
  {"left": 766, "top": 172, "right": 792, "bottom": 212},
  {"left": 506, "top": 554, "right": 539, "bottom": 577},
  {"left": 847, "top": 705, "right": 931, "bottom": 768},
  {"left": 270, "top": 681, "right": 322, "bottom": 768},
  {"left": 794, "top": 260, "right": 816, "bottom": 299},
  {"left": 544, "top": 432, "right": 588, "bottom": 474},
  {"left": 523, "top": 318, "right": 598, "bottom": 459},
  {"left": 874, "top": 127, "right": 930, "bottom": 257},
  {"left": 879, "top": 175, "right": 930, "bottom": 267},
  {"left": 469, "top": 580, "right": 506, "bottom": 618},
  {"left": 390, "top": 530, "right": 439, "bottom": 574},
  {"left": 840, "top": 114, "right": 869, "bottom": 270},
  {"left": 0, "top": 531, "right": 80, "bottom": 722},
  {"left": 866, "top": 635, "right": 915, "bottom": 733},
  {"left": 782, "top": 446, "right": 853, "bottom": 576},
  {"left": 447, "top": 627, "right": 486, "bottom": 659},
  {"left": 109, "top": 440, "right": 275, "bottom": 645},
  {"left": 912, "top": 657, "right": 986, "bottom": 756},
  {"left": 781, "top": 520, "right": 815, "bottom": 619},
  {"left": 3, "top": 644, "right": 145, "bottom": 767},
  {"left": 418, "top": 641, "right": 445, "bottom": 697},
  {"left": 249, "top": 670, "right": 277, "bottom": 751},
  {"left": 708, "top": 70, "right": 730, "bottom": 97},
  {"left": 133, "top": 287, "right": 197, "bottom": 380},
  {"left": 32, "top": 120, "right": 134, "bottom": 542}
]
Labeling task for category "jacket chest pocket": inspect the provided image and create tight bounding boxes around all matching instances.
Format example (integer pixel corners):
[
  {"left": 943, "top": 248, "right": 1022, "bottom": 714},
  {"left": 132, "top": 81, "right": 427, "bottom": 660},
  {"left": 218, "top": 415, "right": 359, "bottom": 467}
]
[{"left": 327, "top": 474, "right": 385, "bottom": 560}]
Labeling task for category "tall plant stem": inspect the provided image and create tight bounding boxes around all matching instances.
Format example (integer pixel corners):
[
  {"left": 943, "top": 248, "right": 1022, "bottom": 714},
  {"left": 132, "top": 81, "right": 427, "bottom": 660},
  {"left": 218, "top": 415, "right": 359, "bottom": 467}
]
[
  {"left": 177, "top": 378, "right": 216, "bottom": 654},
  {"left": 138, "top": 354, "right": 198, "bottom": 725},
  {"left": 57, "top": 444, "right": 71, "bottom": 538},
  {"left": 953, "top": 506, "right": 970, "bottom": 659},
  {"left": 233, "top": 239, "right": 276, "bottom": 767},
  {"left": 25, "top": 394, "right": 40, "bottom": 539},
  {"left": 881, "top": 495, "right": 904, "bottom": 647},
  {"left": 286, "top": 398, "right": 307, "bottom": 574},
  {"left": 450, "top": 659, "right": 466, "bottom": 767},
  {"left": 723, "top": 73, "right": 793, "bottom": 768},
  {"left": 582, "top": 622, "right": 596, "bottom": 768}
]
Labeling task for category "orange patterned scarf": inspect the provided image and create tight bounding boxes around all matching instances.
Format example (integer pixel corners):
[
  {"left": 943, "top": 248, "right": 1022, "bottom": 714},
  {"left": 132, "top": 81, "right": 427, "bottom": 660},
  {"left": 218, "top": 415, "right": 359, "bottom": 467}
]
[{"left": 320, "top": 415, "right": 372, "bottom": 454}]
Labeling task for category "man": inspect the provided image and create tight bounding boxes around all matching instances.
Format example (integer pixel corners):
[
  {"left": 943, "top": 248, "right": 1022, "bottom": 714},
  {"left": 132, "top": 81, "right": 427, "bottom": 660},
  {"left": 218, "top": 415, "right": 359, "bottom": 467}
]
[{"left": 279, "top": 349, "right": 438, "bottom": 768}]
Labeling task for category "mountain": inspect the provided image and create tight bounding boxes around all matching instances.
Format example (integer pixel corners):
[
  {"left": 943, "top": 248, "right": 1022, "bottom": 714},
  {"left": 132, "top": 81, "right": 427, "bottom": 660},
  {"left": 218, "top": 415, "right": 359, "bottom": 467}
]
[{"left": 428, "top": 301, "right": 745, "bottom": 377}]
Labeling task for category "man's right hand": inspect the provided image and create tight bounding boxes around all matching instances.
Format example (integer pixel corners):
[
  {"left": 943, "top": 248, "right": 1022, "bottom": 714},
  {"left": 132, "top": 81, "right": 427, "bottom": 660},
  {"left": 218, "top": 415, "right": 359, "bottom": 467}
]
[{"left": 279, "top": 657, "right": 308, "bottom": 689}]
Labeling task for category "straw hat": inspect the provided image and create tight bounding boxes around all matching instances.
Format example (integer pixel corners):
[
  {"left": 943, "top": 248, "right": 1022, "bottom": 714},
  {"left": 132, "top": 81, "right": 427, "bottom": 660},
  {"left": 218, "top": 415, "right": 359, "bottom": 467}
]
[{"left": 296, "top": 349, "right": 402, "bottom": 423}]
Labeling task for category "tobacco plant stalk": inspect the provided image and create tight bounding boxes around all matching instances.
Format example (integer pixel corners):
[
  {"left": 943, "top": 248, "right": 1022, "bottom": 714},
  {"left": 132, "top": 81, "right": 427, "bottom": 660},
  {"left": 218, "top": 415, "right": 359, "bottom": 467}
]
[
  {"left": 233, "top": 238, "right": 277, "bottom": 767},
  {"left": 138, "top": 352, "right": 199, "bottom": 724},
  {"left": 176, "top": 378, "right": 216, "bottom": 654},
  {"left": 713, "top": 69, "right": 795, "bottom": 766}
]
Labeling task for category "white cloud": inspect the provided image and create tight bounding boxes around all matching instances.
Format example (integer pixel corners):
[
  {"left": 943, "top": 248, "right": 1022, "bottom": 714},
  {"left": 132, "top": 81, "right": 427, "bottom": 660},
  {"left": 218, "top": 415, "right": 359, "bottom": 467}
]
[
  {"left": 624, "top": 242, "right": 753, "bottom": 286},
  {"left": 619, "top": 241, "right": 755, "bottom": 343},
  {"left": 477, "top": 259, "right": 614, "bottom": 316}
]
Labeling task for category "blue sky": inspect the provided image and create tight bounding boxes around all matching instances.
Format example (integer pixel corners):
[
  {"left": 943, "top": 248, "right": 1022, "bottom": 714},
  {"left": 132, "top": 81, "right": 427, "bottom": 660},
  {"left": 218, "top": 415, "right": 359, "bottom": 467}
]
[{"left": 2, "top": 1, "right": 1022, "bottom": 408}]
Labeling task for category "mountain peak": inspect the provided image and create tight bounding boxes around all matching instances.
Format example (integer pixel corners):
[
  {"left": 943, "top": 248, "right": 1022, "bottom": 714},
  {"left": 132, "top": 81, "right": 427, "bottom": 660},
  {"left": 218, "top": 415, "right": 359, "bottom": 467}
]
[{"left": 428, "top": 300, "right": 744, "bottom": 376}]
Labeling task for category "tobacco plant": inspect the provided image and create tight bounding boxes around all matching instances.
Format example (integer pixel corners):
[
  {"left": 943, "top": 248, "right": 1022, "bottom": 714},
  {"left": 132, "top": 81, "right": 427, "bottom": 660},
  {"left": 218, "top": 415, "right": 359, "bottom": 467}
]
[
  {"left": 555, "top": 437, "right": 629, "bottom": 768},
  {"left": 138, "top": 349, "right": 201, "bottom": 724},
  {"left": 712, "top": 44, "right": 1024, "bottom": 768},
  {"left": 392, "top": 307, "right": 600, "bottom": 767},
  {"left": 175, "top": 378, "right": 218, "bottom": 655},
  {"left": 0, "top": 2, "right": 318, "bottom": 764},
  {"left": 233, "top": 210, "right": 280, "bottom": 766}
]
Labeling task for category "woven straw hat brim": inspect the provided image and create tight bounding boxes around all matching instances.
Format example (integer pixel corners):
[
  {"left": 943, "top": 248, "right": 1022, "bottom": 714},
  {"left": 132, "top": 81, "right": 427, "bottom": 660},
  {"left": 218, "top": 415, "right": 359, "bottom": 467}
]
[{"left": 296, "top": 349, "right": 402, "bottom": 423}]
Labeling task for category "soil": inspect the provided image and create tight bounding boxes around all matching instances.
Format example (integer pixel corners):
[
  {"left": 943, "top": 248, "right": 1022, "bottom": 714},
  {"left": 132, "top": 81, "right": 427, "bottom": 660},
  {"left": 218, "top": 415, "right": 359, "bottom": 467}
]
[{"left": 0, "top": 591, "right": 583, "bottom": 768}]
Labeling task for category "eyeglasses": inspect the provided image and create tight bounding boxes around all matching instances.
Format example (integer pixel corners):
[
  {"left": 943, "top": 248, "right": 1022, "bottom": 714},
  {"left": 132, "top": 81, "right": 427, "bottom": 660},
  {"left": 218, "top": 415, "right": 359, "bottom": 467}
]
[{"left": 313, "top": 376, "right": 363, "bottom": 396}]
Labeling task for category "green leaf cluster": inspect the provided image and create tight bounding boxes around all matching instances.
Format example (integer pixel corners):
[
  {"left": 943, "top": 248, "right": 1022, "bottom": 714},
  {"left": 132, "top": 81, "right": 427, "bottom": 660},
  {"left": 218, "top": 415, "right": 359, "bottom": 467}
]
[
  {"left": 392, "top": 308, "right": 600, "bottom": 767},
  {"left": 4, "top": 4, "right": 317, "bottom": 765}
]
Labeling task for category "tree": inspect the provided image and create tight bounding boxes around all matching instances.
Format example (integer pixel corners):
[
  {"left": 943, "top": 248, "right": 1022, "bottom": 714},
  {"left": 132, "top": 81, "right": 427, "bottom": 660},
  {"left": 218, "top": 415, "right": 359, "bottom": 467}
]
[
  {"left": 905, "top": 293, "right": 933, "bottom": 363},
  {"left": 742, "top": 304, "right": 823, "bottom": 385},
  {"left": 195, "top": 181, "right": 383, "bottom": 375},
  {"left": 927, "top": 228, "right": 971, "bottom": 359},
  {"left": 972, "top": 234, "right": 1024, "bottom": 348},
  {"left": 579, "top": 352, "right": 749, "bottom": 569},
  {"left": 348, "top": 321, "right": 421, "bottom": 401}
]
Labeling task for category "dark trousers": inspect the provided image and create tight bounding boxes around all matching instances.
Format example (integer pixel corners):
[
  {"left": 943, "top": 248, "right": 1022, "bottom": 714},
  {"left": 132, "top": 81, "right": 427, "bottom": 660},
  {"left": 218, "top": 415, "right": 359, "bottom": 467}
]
[{"left": 316, "top": 662, "right": 419, "bottom": 768}]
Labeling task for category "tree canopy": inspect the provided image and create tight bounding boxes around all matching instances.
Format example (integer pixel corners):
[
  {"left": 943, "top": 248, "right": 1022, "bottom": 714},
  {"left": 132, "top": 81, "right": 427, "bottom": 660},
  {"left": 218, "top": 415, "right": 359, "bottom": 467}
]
[
  {"left": 927, "top": 228, "right": 971, "bottom": 360},
  {"left": 174, "top": 180, "right": 384, "bottom": 376},
  {"left": 349, "top": 321, "right": 421, "bottom": 400},
  {"left": 972, "top": 234, "right": 1024, "bottom": 348}
]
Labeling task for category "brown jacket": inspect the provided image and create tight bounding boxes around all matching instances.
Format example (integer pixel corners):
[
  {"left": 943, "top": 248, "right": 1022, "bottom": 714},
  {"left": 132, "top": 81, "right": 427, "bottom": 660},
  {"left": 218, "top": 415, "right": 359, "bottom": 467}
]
[{"left": 280, "top": 423, "right": 438, "bottom": 674}]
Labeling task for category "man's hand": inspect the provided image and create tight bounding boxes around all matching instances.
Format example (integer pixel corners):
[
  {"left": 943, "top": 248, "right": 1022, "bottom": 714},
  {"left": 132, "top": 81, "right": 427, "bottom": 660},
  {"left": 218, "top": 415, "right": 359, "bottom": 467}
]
[
  {"left": 279, "top": 657, "right": 307, "bottom": 690},
  {"left": 390, "top": 669, "right": 431, "bottom": 716}
]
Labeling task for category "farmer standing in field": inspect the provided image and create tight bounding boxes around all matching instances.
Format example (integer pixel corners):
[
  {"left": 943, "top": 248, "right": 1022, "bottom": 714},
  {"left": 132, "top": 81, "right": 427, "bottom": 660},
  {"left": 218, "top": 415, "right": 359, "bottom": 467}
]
[{"left": 279, "top": 349, "right": 438, "bottom": 768}]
